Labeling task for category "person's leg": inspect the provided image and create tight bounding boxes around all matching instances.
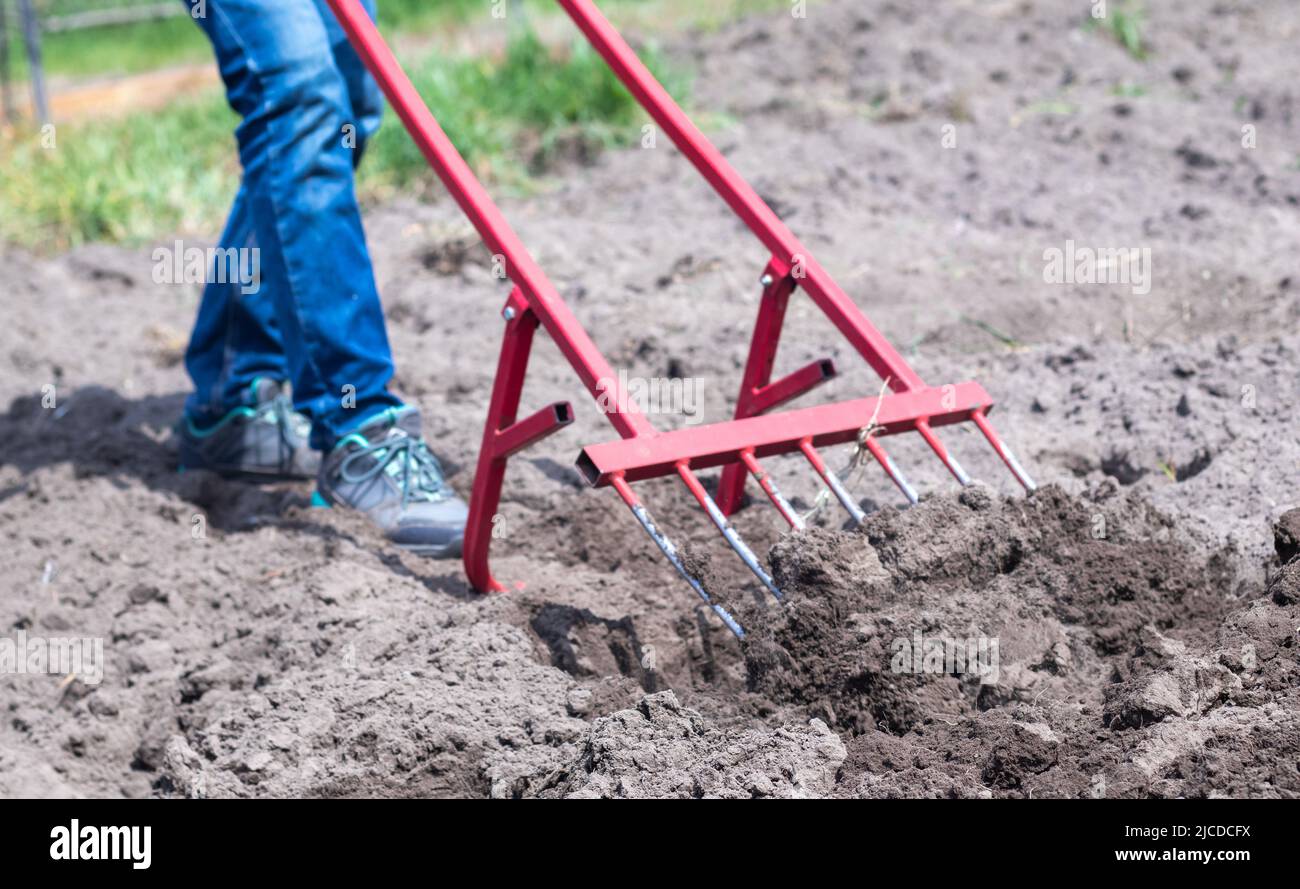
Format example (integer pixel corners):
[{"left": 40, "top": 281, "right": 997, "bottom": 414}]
[
  {"left": 197, "top": 0, "right": 401, "bottom": 452},
  {"left": 318, "top": 0, "right": 384, "bottom": 162},
  {"left": 190, "top": 0, "right": 466, "bottom": 554},
  {"left": 183, "top": 185, "right": 290, "bottom": 425}
]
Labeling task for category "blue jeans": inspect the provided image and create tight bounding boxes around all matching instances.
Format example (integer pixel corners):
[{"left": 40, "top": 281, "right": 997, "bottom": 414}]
[{"left": 183, "top": 0, "right": 402, "bottom": 450}]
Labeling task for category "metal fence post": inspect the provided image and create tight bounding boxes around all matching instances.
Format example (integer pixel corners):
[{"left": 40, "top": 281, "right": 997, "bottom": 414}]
[
  {"left": 0, "top": 0, "right": 15, "bottom": 124},
  {"left": 17, "top": 0, "right": 48, "bottom": 125}
]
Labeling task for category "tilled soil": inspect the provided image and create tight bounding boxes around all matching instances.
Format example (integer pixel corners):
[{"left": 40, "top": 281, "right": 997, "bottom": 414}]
[{"left": 1, "top": 0, "right": 1298, "bottom": 798}]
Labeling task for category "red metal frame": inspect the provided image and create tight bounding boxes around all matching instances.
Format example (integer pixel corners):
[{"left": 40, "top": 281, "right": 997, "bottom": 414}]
[
  {"left": 715, "top": 257, "right": 835, "bottom": 514},
  {"left": 326, "top": 0, "right": 1034, "bottom": 615}
]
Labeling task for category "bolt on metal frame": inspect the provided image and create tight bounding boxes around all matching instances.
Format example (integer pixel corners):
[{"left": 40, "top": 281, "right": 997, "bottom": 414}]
[{"left": 326, "top": 0, "right": 1035, "bottom": 638}]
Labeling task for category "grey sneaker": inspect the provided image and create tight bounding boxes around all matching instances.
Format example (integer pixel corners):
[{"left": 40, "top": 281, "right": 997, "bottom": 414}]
[
  {"left": 314, "top": 406, "right": 468, "bottom": 558},
  {"left": 177, "top": 378, "right": 320, "bottom": 480}
]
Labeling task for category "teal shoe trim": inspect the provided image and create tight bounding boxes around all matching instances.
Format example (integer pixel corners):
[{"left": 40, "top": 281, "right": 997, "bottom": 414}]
[{"left": 185, "top": 406, "right": 257, "bottom": 439}]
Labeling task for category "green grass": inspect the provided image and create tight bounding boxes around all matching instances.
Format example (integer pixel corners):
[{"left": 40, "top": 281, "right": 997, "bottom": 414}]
[
  {"left": 362, "top": 28, "right": 684, "bottom": 193},
  {"left": 1109, "top": 6, "right": 1146, "bottom": 60},
  {"left": 0, "top": 95, "right": 238, "bottom": 246},
  {"left": 3, "top": 0, "right": 498, "bottom": 81},
  {"left": 0, "top": 28, "right": 684, "bottom": 250},
  {"left": 9, "top": 0, "right": 784, "bottom": 82},
  {"left": 1087, "top": 2, "right": 1147, "bottom": 61},
  {"left": 376, "top": 0, "right": 501, "bottom": 32},
  {"left": 1111, "top": 81, "right": 1146, "bottom": 98},
  {"left": 10, "top": 15, "right": 210, "bottom": 80}
]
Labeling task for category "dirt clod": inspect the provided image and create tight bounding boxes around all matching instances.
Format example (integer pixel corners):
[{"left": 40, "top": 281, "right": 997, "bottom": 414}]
[
  {"left": 1274, "top": 509, "right": 1300, "bottom": 566},
  {"left": 533, "top": 691, "right": 846, "bottom": 799}
]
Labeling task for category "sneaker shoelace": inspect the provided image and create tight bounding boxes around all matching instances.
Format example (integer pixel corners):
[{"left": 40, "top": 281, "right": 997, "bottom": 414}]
[
  {"left": 255, "top": 391, "right": 310, "bottom": 467},
  {"left": 339, "top": 431, "right": 452, "bottom": 507}
]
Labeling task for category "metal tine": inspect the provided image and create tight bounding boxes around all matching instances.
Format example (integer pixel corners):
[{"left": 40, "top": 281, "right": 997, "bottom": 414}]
[
  {"left": 739, "top": 449, "right": 806, "bottom": 531},
  {"left": 676, "top": 463, "right": 785, "bottom": 603},
  {"left": 970, "top": 410, "right": 1037, "bottom": 492},
  {"left": 611, "top": 475, "right": 746, "bottom": 639},
  {"left": 798, "top": 439, "right": 866, "bottom": 523},
  {"left": 914, "top": 419, "right": 972, "bottom": 487},
  {"left": 860, "top": 437, "right": 921, "bottom": 505}
]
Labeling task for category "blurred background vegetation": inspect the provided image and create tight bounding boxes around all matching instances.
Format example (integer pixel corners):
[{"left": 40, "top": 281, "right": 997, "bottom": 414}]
[{"left": 0, "top": 0, "right": 783, "bottom": 251}]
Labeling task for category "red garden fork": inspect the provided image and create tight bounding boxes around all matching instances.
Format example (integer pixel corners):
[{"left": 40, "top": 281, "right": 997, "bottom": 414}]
[{"left": 326, "top": 0, "right": 1035, "bottom": 638}]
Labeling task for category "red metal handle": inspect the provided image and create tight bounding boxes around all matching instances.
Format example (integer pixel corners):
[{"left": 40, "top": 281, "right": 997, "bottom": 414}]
[{"left": 324, "top": 0, "right": 654, "bottom": 438}]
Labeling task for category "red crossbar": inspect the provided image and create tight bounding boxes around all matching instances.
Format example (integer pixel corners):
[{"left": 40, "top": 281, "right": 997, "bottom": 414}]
[{"left": 577, "top": 383, "right": 993, "bottom": 486}]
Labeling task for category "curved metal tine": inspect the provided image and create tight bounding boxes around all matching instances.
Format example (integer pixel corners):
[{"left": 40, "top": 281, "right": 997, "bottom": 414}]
[
  {"left": 798, "top": 439, "right": 865, "bottom": 523},
  {"left": 914, "top": 419, "right": 972, "bottom": 487},
  {"left": 739, "top": 449, "right": 806, "bottom": 531},
  {"left": 676, "top": 463, "right": 785, "bottom": 603},
  {"left": 860, "top": 437, "right": 921, "bottom": 505},
  {"left": 611, "top": 476, "right": 745, "bottom": 639},
  {"left": 970, "top": 410, "right": 1037, "bottom": 492}
]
